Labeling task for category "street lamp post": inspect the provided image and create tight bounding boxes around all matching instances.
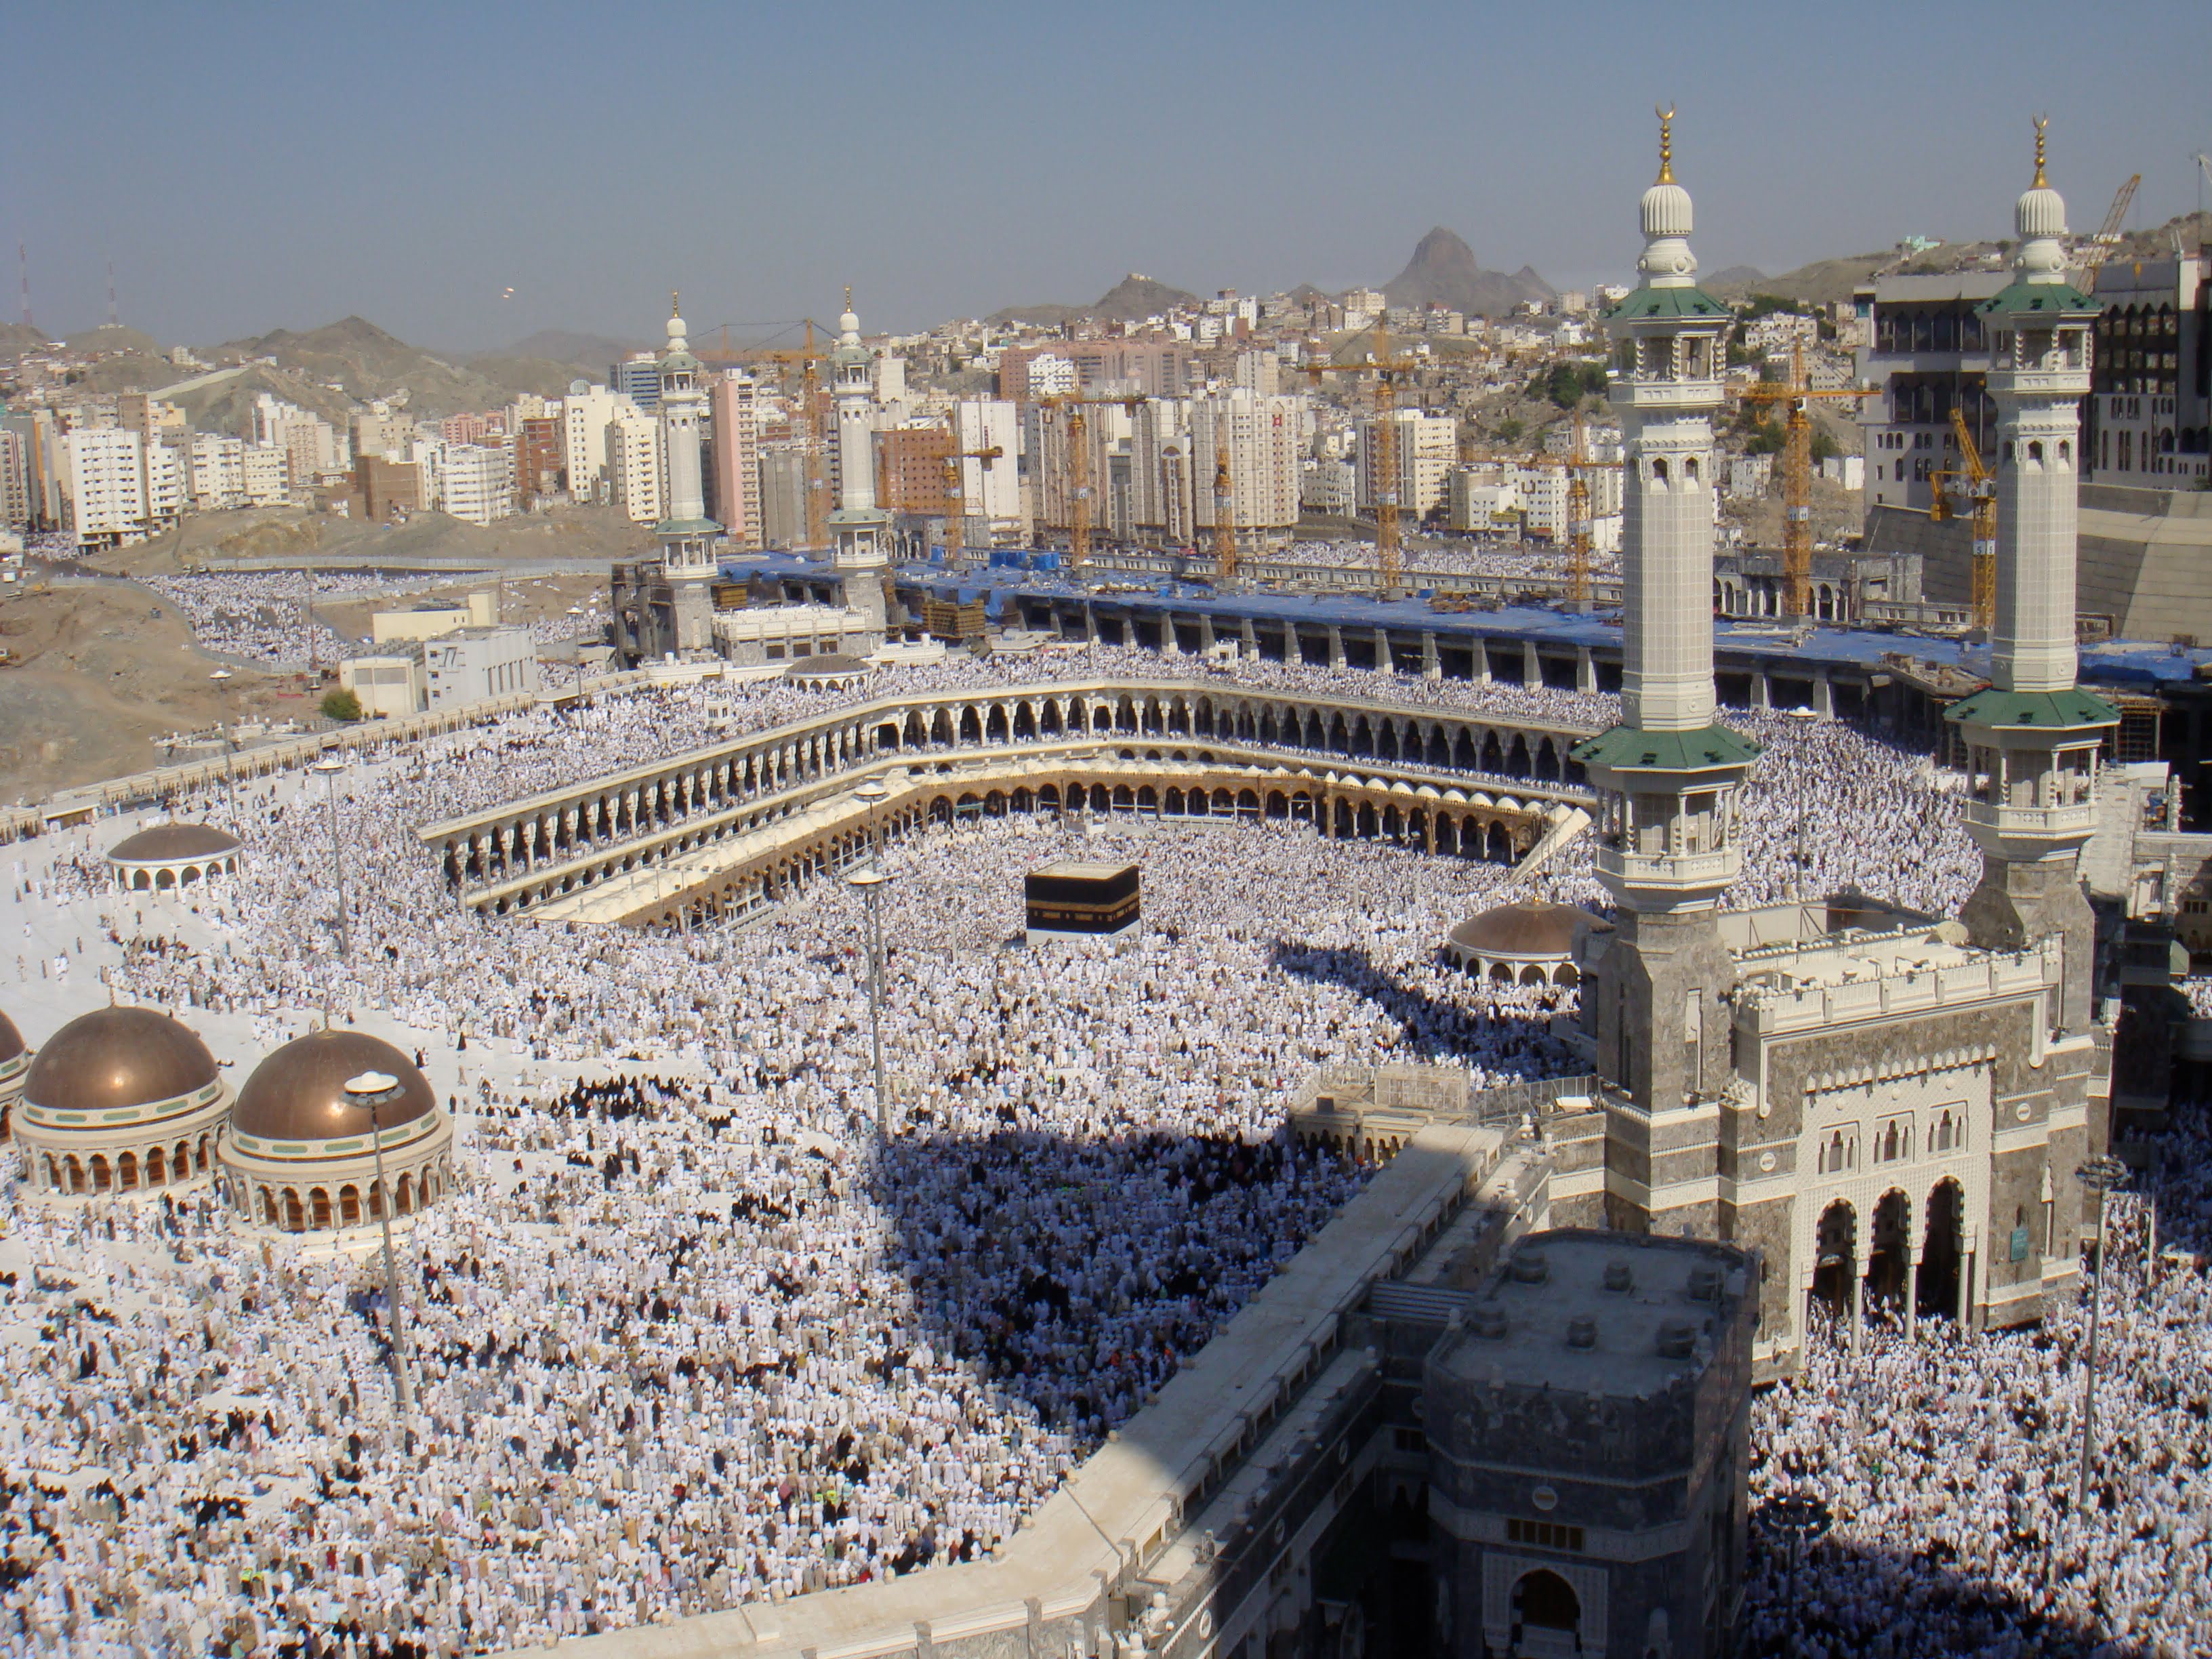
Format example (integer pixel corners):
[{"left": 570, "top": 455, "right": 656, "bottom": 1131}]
[
  {"left": 2074, "top": 1153, "right": 2129, "bottom": 1514},
  {"left": 1784, "top": 705, "right": 1820, "bottom": 899},
  {"left": 343, "top": 1069, "right": 415, "bottom": 1423},
  {"left": 312, "top": 757, "right": 351, "bottom": 964},
  {"left": 848, "top": 778, "right": 893, "bottom": 1136}
]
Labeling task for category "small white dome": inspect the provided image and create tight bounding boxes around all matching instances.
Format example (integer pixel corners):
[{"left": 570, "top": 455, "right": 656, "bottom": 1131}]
[
  {"left": 840, "top": 307, "right": 861, "bottom": 338},
  {"left": 2015, "top": 184, "right": 2066, "bottom": 242},
  {"left": 1641, "top": 180, "right": 1693, "bottom": 241}
]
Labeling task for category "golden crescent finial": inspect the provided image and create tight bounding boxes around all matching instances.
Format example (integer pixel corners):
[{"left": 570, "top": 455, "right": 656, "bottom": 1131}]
[
  {"left": 844, "top": 284, "right": 853, "bottom": 312},
  {"left": 1656, "top": 104, "right": 1677, "bottom": 185},
  {"left": 2032, "top": 114, "right": 2049, "bottom": 188},
  {"left": 670, "top": 289, "right": 680, "bottom": 319}
]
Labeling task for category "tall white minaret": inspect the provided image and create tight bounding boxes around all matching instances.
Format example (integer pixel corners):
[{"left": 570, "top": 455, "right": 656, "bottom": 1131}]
[
  {"left": 1573, "top": 109, "right": 1757, "bottom": 1177},
  {"left": 825, "top": 289, "right": 890, "bottom": 633},
  {"left": 1947, "top": 121, "right": 2116, "bottom": 1029},
  {"left": 655, "top": 292, "right": 718, "bottom": 582}
]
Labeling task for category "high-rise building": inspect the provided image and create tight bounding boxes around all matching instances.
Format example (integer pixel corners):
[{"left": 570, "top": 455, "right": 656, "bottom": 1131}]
[
  {"left": 1853, "top": 272, "right": 2007, "bottom": 512},
  {"left": 607, "top": 409, "right": 664, "bottom": 525},
  {"left": 2083, "top": 253, "right": 2210, "bottom": 485},
  {"left": 142, "top": 436, "right": 187, "bottom": 530},
  {"left": 611, "top": 352, "right": 662, "bottom": 413},
  {"left": 952, "top": 398, "right": 1021, "bottom": 533},
  {"left": 190, "top": 434, "right": 246, "bottom": 510},
  {"left": 708, "top": 371, "right": 762, "bottom": 547},
  {"left": 64, "top": 426, "right": 148, "bottom": 548},
  {"left": 514, "top": 417, "right": 563, "bottom": 504},
  {"left": 1189, "top": 392, "right": 1301, "bottom": 533},
  {"left": 438, "top": 444, "right": 513, "bottom": 527},
  {"left": 357, "top": 453, "right": 422, "bottom": 523},
  {"left": 1129, "top": 398, "right": 1192, "bottom": 539},
  {"left": 878, "top": 425, "right": 956, "bottom": 514},
  {"left": 560, "top": 382, "right": 624, "bottom": 506},
  {"left": 0, "top": 427, "right": 27, "bottom": 529},
  {"left": 1, "top": 410, "right": 63, "bottom": 529},
  {"left": 756, "top": 447, "right": 808, "bottom": 549},
  {"left": 241, "top": 444, "right": 290, "bottom": 507},
  {"left": 1356, "top": 408, "right": 1456, "bottom": 523}
]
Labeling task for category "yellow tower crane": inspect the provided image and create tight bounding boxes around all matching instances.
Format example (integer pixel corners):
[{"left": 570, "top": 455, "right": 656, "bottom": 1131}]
[
  {"left": 1212, "top": 443, "right": 1238, "bottom": 581},
  {"left": 1302, "top": 322, "right": 1423, "bottom": 596},
  {"left": 1931, "top": 405, "right": 1998, "bottom": 630},
  {"left": 1041, "top": 390, "right": 1145, "bottom": 573},
  {"left": 1728, "top": 340, "right": 1875, "bottom": 621}
]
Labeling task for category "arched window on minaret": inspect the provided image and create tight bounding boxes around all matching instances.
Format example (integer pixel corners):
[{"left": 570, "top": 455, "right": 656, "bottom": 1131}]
[{"left": 1651, "top": 458, "right": 1670, "bottom": 486}]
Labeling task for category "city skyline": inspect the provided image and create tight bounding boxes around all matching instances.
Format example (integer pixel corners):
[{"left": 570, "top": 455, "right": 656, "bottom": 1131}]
[{"left": 3, "top": 0, "right": 2209, "bottom": 348}]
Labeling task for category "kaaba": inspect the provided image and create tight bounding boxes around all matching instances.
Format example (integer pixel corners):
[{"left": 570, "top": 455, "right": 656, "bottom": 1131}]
[{"left": 1024, "top": 860, "right": 1141, "bottom": 944}]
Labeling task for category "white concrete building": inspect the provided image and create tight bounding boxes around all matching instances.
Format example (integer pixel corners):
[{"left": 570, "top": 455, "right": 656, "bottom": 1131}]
[
  {"left": 241, "top": 444, "right": 290, "bottom": 508},
  {"left": 142, "top": 437, "right": 188, "bottom": 530},
  {"left": 1189, "top": 392, "right": 1302, "bottom": 533},
  {"left": 1356, "top": 408, "right": 1457, "bottom": 521},
  {"left": 65, "top": 426, "right": 147, "bottom": 548},
  {"left": 951, "top": 398, "right": 1021, "bottom": 535},
  {"left": 559, "top": 383, "right": 625, "bottom": 506},
  {"left": 424, "top": 626, "right": 537, "bottom": 708},
  {"left": 1130, "top": 398, "right": 1193, "bottom": 539},
  {"left": 189, "top": 434, "right": 246, "bottom": 510},
  {"left": 438, "top": 443, "right": 513, "bottom": 526},
  {"left": 607, "top": 409, "right": 665, "bottom": 525}
]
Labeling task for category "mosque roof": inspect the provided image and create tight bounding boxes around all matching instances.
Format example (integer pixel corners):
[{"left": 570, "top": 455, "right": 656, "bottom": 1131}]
[
  {"left": 1572, "top": 722, "right": 1762, "bottom": 773},
  {"left": 108, "top": 823, "right": 241, "bottom": 863},
  {"left": 1606, "top": 285, "right": 1729, "bottom": 323},
  {"left": 1447, "top": 901, "right": 1600, "bottom": 960},
  {"left": 231, "top": 1029, "right": 437, "bottom": 1144},
  {"left": 0, "top": 1006, "right": 22, "bottom": 1063},
  {"left": 24, "top": 1007, "right": 220, "bottom": 1115},
  {"left": 1944, "top": 686, "right": 2121, "bottom": 732},
  {"left": 1977, "top": 279, "right": 2097, "bottom": 319}
]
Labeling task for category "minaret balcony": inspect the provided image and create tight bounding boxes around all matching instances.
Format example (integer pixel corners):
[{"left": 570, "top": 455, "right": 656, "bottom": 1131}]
[
  {"left": 1959, "top": 796, "right": 2097, "bottom": 858},
  {"left": 1595, "top": 842, "right": 1740, "bottom": 895}
]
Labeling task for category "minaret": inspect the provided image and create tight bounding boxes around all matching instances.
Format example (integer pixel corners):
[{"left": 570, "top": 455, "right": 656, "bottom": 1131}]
[
  {"left": 1572, "top": 110, "right": 1758, "bottom": 1231},
  {"left": 655, "top": 292, "right": 720, "bottom": 583},
  {"left": 1946, "top": 121, "right": 2116, "bottom": 1031},
  {"left": 826, "top": 288, "right": 890, "bottom": 636}
]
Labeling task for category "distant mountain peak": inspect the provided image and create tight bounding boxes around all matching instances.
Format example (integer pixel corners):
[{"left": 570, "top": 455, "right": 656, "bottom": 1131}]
[{"left": 1382, "top": 227, "right": 1552, "bottom": 317}]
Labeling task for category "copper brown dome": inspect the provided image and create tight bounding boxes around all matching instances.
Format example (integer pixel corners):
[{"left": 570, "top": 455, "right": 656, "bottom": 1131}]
[
  {"left": 1447, "top": 901, "right": 1599, "bottom": 960},
  {"left": 231, "top": 1030, "right": 436, "bottom": 1143},
  {"left": 24, "top": 1006, "right": 221, "bottom": 1114},
  {"left": 0, "top": 1006, "right": 22, "bottom": 1063},
  {"left": 109, "top": 823, "right": 242, "bottom": 862}
]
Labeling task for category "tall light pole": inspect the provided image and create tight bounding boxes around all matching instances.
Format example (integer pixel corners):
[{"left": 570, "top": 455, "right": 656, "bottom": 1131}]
[
  {"left": 1784, "top": 705, "right": 1820, "bottom": 899},
  {"left": 848, "top": 779, "right": 893, "bottom": 1136},
  {"left": 344, "top": 1069, "right": 415, "bottom": 1423},
  {"left": 2074, "top": 1153, "right": 2129, "bottom": 1514},
  {"left": 312, "top": 756, "right": 351, "bottom": 964}
]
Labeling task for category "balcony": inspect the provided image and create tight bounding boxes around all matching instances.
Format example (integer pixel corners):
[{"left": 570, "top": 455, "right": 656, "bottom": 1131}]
[
  {"left": 1960, "top": 796, "right": 2097, "bottom": 847},
  {"left": 1595, "top": 843, "right": 1739, "bottom": 893}
]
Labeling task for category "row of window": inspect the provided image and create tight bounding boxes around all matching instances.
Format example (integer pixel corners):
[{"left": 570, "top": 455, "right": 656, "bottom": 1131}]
[{"left": 1813, "top": 1106, "right": 1969, "bottom": 1175}]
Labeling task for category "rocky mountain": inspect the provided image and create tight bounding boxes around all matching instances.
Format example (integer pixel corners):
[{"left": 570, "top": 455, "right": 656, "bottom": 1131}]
[
  {"left": 471, "top": 329, "right": 644, "bottom": 376},
  {"left": 1703, "top": 265, "right": 1768, "bottom": 296},
  {"left": 213, "top": 316, "right": 517, "bottom": 417},
  {"left": 989, "top": 271, "right": 1202, "bottom": 328},
  {"left": 0, "top": 321, "right": 47, "bottom": 359},
  {"left": 1381, "top": 228, "right": 1554, "bottom": 318}
]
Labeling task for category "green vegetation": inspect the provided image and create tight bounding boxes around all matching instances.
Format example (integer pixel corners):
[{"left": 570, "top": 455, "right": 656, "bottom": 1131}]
[
  {"left": 1494, "top": 417, "right": 1525, "bottom": 445},
  {"left": 1738, "top": 293, "right": 1811, "bottom": 322},
  {"left": 320, "top": 687, "right": 363, "bottom": 723},
  {"left": 1539, "top": 361, "right": 1609, "bottom": 409}
]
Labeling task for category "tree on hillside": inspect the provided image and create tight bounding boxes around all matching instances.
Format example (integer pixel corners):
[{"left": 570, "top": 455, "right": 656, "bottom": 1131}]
[{"left": 321, "top": 688, "right": 363, "bottom": 723}]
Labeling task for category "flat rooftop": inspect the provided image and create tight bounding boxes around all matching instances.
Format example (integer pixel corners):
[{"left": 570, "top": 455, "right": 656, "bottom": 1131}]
[
  {"left": 1444, "top": 1233, "right": 1746, "bottom": 1401},
  {"left": 1029, "top": 859, "right": 1136, "bottom": 881}
]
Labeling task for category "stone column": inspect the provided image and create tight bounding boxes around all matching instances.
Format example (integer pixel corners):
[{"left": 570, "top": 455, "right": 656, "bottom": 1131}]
[
  {"left": 1522, "top": 640, "right": 1542, "bottom": 687},
  {"left": 1422, "top": 631, "right": 1441, "bottom": 680},
  {"left": 1576, "top": 645, "right": 1597, "bottom": 693}
]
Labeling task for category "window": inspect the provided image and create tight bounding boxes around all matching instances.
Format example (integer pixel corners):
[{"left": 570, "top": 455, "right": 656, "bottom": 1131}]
[
  {"left": 1507, "top": 1517, "right": 1586, "bottom": 1552},
  {"left": 1875, "top": 1116, "right": 1912, "bottom": 1164}
]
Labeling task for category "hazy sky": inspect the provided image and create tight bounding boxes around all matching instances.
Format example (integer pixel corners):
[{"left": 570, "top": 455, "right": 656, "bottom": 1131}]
[{"left": 5, "top": 0, "right": 2208, "bottom": 352}]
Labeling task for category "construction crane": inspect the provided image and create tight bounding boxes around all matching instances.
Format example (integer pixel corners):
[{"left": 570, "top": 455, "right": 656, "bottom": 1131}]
[
  {"left": 2079, "top": 173, "right": 2142, "bottom": 276},
  {"left": 1211, "top": 444, "right": 1238, "bottom": 581},
  {"left": 748, "top": 320, "right": 835, "bottom": 549},
  {"left": 939, "top": 442, "right": 1004, "bottom": 560},
  {"left": 1302, "top": 322, "right": 1423, "bottom": 596},
  {"left": 1931, "top": 405, "right": 1998, "bottom": 632},
  {"left": 1553, "top": 409, "right": 1622, "bottom": 609},
  {"left": 1040, "top": 390, "right": 1144, "bottom": 573},
  {"left": 1729, "top": 341, "right": 1875, "bottom": 621}
]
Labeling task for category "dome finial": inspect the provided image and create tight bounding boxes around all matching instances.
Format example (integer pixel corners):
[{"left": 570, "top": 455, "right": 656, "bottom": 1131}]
[
  {"left": 2031, "top": 114, "right": 2048, "bottom": 188},
  {"left": 670, "top": 289, "right": 680, "bottom": 320},
  {"left": 1656, "top": 103, "right": 1676, "bottom": 185}
]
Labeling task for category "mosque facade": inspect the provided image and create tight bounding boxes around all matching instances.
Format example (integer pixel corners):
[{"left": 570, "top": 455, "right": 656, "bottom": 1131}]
[{"left": 1565, "top": 123, "right": 2114, "bottom": 1378}]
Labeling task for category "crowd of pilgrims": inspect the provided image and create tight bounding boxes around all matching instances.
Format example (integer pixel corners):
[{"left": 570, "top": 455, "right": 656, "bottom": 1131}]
[
  {"left": 1742, "top": 1099, "right": 2212, "bottom": 1659},
  {"left": 140, "top": 573, "right": 442, "bottom": 670},
  {"left": 0, "top": 653, "right": 2191, "bottom": 1654}
]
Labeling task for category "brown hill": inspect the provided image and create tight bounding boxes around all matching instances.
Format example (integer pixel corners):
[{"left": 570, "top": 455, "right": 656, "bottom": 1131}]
[
  {"left": 215, "top": 316, "right": 511, "bottom": 417},
  {"left": 1382, "top": 228, "right": 1553, "bottom": 318},
  {"left": 989, "top": 271, "right": 1201, "bottom": 328}
]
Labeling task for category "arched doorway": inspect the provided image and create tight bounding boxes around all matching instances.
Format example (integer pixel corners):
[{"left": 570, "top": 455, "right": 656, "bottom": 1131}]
[
  {"left": 1511, "top": 1569, "right": 1581, "bottom": 1649},
  {"left": 1810, "top": 1198, "right": 1858, "bottom": 1322},
  {"left": 1918, "top": 1179, "right": 1966, "bottom": 1322},
  {"left": 1866, "top": 1188, "right": 1914, "bottom": 1313}
]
